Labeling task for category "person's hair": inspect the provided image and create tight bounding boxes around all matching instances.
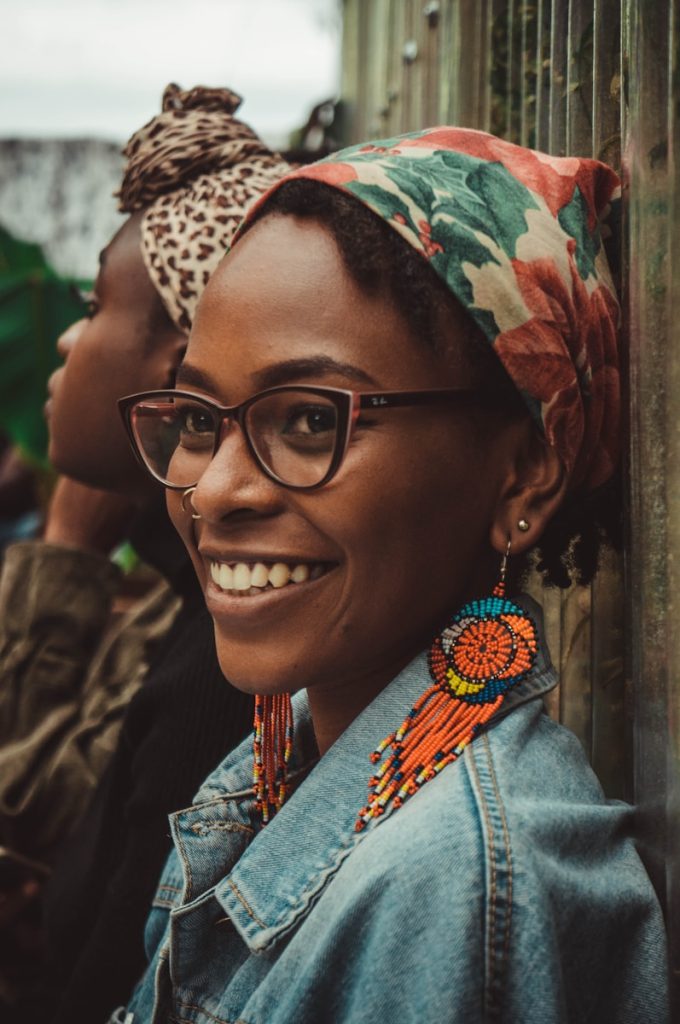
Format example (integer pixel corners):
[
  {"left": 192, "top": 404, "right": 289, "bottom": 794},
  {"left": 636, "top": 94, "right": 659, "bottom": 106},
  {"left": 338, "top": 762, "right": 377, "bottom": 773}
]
[{"left": 245, "top": 179, "right": 621, "bottom": 589}]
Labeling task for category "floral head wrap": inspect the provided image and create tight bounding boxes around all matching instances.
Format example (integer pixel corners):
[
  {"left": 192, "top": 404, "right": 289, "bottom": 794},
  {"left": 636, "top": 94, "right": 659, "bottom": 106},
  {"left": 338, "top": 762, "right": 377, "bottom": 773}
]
[
  {"left": 117, "top": 83, "right": 290, "bottom": 332},
  {"left": 236, "top": 127, "right": 621, "bottom": 492}
]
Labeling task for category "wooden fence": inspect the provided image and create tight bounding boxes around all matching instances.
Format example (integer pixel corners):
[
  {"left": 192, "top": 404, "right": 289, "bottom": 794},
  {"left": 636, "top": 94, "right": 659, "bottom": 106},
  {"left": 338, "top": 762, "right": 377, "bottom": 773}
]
[{"left": 340, "top": 0, "right": 679, "bottom": 1000}]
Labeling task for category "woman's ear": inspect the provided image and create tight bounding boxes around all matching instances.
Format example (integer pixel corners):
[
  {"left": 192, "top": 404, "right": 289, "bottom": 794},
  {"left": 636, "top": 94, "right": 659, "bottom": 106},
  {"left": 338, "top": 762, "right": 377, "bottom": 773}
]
[{"left": 489, "top": 427, "right": 568, "bottom": 555}]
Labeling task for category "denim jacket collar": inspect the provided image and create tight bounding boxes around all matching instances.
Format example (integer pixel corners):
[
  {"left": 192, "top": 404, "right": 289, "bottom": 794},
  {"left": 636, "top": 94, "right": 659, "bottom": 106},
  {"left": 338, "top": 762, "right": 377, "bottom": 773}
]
[{"left": 170, "top": 594, "right": 556, "bottom": 954}]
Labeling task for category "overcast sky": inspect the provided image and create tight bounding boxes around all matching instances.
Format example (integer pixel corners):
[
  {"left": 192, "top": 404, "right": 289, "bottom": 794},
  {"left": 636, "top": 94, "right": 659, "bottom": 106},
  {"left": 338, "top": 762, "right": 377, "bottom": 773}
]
[{"left": 0, "top": 0, "right": 341, "bottom": 147}]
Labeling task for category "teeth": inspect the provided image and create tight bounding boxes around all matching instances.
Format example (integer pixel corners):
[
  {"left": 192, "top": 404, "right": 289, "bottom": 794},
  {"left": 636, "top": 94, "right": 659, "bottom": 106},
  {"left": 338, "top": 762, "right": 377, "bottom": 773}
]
[
  {"left": 233, "top": 563, "right": 251, "bottom": 591},
  {"left": 209, "top": 559, "right": 327, "bottom": 594},
  {"left": 269, "top": 563, "right": 291, "bottom": 589},
  {"left": 251, "top": 562, "right": 269, "bottom": 587}
]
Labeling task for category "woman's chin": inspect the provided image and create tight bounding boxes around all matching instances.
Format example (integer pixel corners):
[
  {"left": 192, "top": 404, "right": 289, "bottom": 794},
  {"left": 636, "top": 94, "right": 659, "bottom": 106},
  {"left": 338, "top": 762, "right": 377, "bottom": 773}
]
[{"left": 213, "top": 643, "right": 303, "bottom": 696}]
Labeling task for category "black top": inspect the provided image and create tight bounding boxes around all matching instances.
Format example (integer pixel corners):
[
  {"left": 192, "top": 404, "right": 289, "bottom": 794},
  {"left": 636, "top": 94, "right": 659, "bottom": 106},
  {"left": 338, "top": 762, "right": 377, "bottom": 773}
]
[{"left": 21, "top": 508, "right": 253, "bottom": 1024}]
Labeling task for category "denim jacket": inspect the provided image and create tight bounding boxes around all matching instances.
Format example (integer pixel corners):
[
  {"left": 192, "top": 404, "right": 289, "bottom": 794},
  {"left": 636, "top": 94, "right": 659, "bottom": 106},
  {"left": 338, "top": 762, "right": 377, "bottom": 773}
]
[{"left": 122, "top": 599, "right": 668, "bottom": 1024}]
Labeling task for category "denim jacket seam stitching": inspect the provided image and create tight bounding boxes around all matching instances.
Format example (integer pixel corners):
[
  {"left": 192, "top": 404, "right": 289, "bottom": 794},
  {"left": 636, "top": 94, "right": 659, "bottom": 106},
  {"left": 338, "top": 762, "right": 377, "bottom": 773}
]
[
  {"left": 467, "top": 743, "right": 499, "bottom": 1013},
  {"left": 482, "top": 733, "right": 513, "bottom": 978},
  {"left": 174, "top": 997, "right": 236, "bottom": 1023},
  {"left": 189, "top": 820, "right": 254, "bottom": 835},
  {"left": 233, "top": 827, "right": 363, "bottom": 945},
  {"left": 169, "top": 1016, "right": 237, "bottom": 1024},
  {"left": 228, "top": 878, "right": 268, "bottom": 929},
  {"left": 175, "top": 829, "right": 194, "bottom": 898},
  {"left": 490, "top": 671, "right": 557, "bottom": 723},
  {"left": 201, "top": 759, "right": 315, "bottom": 805},
  {"left": 179, "top": 790, "right": 255, "bottom": 815}
]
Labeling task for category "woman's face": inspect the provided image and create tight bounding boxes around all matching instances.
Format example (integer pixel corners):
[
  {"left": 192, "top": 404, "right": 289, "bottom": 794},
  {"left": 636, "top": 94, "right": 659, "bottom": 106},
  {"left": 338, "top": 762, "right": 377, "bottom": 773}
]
[
  {"left": 47, "top": 213, "right": 185, "bottom": 497},
  {"left": 169, "top": 215, "right": 525, "bottom": 707}
]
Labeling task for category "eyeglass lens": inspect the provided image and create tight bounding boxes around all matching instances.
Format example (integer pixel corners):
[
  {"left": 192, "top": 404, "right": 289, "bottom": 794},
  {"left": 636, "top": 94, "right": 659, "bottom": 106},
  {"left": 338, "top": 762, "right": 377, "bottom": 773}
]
[{"left": 130, "top": 391, "right": 341, "bottom": 488}]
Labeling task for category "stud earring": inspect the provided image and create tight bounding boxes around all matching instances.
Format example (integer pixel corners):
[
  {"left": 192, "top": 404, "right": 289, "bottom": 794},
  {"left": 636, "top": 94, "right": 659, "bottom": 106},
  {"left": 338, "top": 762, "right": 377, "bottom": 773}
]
[
  {"left": 181, "top": 486, "right": 201, "bottom": 520},
  {"left": 356, "top": 538, "right": 538, "bottom": 831},
  {"left": 518, "top": 518, "right": 530, "bottom": 532}
]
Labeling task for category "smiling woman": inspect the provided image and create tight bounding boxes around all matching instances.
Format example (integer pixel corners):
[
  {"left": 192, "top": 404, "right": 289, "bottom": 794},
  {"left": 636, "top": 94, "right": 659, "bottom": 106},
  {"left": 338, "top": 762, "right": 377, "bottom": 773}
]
[
  {"left": 118, "top": 128, "right": 668, "bottom": 1023},
  {"left": 0, "top": 83, "right": 295, "bottom": 1024}
]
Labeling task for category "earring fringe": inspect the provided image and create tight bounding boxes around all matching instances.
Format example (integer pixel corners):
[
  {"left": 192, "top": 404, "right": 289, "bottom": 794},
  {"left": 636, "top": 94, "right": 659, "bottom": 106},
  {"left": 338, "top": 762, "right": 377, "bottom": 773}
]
[
  {"left": 252, "top": 560, "right": 538, "bottom": 830},
  {"left": 356, "top": 572, "right": 538, "bottom": 831},
  {"left": 253, "top": 693, "right": 293, "bottom": 824}
]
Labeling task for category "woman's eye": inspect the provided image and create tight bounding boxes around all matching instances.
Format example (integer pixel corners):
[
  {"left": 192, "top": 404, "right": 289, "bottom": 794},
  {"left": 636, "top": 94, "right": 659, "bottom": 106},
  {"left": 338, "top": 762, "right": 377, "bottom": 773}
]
[
  {"left": 72, "top": 285, "right": 99, "bottom": 318},
  {"left": 283, "top": 405, "right": 336, "bottom": 435},
  {"left": 179, "top": 408, "right": 214, "bottom": 435}
]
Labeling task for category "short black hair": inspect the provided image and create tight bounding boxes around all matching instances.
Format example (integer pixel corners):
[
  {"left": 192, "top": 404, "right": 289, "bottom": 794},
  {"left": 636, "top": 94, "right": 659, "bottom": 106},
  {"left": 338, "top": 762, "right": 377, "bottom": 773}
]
[{"left": 247, "top": 179, "right": 621, "bottom": 588}]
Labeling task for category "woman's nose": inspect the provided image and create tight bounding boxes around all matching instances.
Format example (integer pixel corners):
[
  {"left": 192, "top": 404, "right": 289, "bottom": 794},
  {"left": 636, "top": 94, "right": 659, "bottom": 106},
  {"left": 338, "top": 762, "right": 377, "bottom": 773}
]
[
  {"left": 192, "top": 424, "right": 282, "bottom": 523},
  {"left": 56, "top": 318, "right": 87, "bottom": 360}
]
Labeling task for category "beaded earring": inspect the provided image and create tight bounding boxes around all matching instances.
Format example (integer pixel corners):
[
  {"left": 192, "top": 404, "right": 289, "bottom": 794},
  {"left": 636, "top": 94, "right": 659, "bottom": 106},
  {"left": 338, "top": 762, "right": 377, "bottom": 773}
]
[
  {"left": 253, "top": 693, "right": 293, "bottom": 824},
  {"left": 356, "top": 541, "right": 538, "bottom": 831}
]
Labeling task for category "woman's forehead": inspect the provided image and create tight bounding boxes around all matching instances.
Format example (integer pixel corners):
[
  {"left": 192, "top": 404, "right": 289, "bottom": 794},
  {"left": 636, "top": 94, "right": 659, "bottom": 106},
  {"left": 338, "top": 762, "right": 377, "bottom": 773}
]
[
  {"left": 98, "top": 214, "right": 148, "bottom": 292},
  {"left": 198, "top": 219, "right": 381, "bottom": 343},
  {"left": 216, "top": 215, "right": 349, "bottom": 299},
  {"left": 188, "top": 219, "right": 459, "bottom": 399}
]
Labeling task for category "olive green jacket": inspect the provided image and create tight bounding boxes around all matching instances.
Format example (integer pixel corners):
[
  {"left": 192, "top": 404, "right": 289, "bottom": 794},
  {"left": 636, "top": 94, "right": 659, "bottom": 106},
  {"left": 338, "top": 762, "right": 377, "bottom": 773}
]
[{"left": 0, "top": 541, "right": 179, "bottom": 866}]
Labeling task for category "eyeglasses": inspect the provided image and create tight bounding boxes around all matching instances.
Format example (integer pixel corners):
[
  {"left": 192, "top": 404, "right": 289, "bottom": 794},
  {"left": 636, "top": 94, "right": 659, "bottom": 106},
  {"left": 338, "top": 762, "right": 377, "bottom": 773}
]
[{"left": 118, "top": 384, "right": 486, "bottom": 492}]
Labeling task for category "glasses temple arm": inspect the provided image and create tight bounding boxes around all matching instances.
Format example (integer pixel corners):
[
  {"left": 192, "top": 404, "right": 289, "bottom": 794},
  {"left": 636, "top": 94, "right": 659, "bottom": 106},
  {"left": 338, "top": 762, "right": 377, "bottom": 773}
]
[{"left": 357, "top": 389, "right": 479, "bottom": 410}]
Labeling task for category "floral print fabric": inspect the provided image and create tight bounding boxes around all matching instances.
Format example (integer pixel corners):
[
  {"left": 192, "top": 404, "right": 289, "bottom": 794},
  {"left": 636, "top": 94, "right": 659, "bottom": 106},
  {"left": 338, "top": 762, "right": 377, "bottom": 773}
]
[{"left": 239, "top": 127, "right": 621, "bottom": 491}]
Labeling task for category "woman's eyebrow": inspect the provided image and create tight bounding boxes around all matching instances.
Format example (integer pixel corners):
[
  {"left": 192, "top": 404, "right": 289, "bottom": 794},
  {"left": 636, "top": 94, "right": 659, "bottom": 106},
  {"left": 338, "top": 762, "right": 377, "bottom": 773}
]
[
  {"left": 252, "top": 357, "right": 377, "bottom": 390},
  {"left": 174, "top": 356, "right": 378, "bottom": 395},
  {"left": 174, "top": 362, "right": 216, "bottom": 391}
]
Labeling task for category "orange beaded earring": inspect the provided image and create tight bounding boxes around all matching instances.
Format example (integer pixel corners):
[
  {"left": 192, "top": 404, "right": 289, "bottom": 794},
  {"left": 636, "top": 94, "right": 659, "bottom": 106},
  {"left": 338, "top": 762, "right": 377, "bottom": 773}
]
[
  {"left": 253, "top": 693, "right": 293, "bottom": 825},
  {"left": 356, "top": 539, "right": 538, "bottom": 831}
]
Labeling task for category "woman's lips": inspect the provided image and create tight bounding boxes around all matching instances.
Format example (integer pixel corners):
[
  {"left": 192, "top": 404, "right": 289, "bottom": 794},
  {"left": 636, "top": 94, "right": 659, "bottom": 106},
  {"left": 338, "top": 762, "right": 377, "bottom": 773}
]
[
  {"left": 208, "top": 558, "right": 330, "bottom": 597},
  {"left": 202, "top": 558, "right": 337, "bottom": 626},
  {"left": 44, "top": 368, "right": 63, "bottom": 420}
]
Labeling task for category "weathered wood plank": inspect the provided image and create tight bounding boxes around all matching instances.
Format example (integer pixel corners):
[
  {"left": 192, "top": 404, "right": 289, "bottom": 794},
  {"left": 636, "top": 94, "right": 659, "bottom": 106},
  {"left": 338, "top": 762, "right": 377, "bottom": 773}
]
[
  {"left": 339, "top": 0, "right": 678, "bottom": 1000},
  {"left": 365, "top": 0, "right": 392, "bottom": 138},
  {"left": 566, "top": 0, "right": 594, "bottom": 154},
  {"left": 421, "top": 0, "right": 443, "bottom": 125},
  {"left": 534, "top": 0, "right": 553, "bottom": 148},
  {"left": 549, "top": 0, "right": 569, "bottom": 153},
  {"left": 622, "top": 0, "right": 677, "bottom": 1000},
  {"left": 592, "top": 0, "right": 622, "bottom": 166},
  {"left": 520, "top": 0, "right": 538, "bottom": 146}
]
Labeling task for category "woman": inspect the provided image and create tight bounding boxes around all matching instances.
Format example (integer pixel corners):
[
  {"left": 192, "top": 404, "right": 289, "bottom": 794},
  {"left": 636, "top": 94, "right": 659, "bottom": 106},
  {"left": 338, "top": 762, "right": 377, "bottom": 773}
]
[
  {"left": 0, "top": 84, "right": 290, "bottom": 1023},
  {"left": 118, "top": 128, "right": 667, "bottom": 1022},
  {"left": 0, "top": 83, "right": 290, "bottom": 868}
]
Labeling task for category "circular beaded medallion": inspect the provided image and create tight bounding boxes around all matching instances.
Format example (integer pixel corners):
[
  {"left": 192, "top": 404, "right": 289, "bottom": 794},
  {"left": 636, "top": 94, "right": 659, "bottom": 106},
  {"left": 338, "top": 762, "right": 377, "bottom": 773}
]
[{"left": 428, "top": 595, "right": 538, "bottom": 704}]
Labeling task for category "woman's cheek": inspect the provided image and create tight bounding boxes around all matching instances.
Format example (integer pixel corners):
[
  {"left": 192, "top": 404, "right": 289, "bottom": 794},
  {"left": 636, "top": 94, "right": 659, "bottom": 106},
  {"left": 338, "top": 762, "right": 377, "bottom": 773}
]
[{"left": 166, "top": 492, "right": 195, "bottom": 552}]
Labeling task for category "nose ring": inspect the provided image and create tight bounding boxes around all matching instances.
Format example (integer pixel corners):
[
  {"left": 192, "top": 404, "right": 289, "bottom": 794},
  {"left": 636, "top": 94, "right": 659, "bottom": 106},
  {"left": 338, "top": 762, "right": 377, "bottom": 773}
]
[{"left": 181, "top": 486, "right": 201, "bottom": 520}]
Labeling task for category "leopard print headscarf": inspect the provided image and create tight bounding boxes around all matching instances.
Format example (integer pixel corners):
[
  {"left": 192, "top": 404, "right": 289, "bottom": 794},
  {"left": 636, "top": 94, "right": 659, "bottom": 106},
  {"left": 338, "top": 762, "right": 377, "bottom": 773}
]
[{"left": 117, "top": 83, "right": 291, "bottom": 332}]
